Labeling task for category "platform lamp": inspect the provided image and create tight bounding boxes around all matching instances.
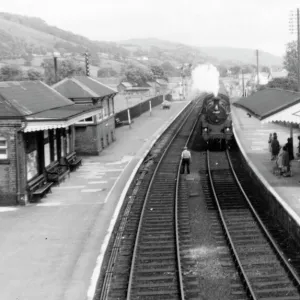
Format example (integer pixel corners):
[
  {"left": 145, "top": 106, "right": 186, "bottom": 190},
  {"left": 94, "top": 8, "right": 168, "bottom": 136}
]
[{"left": 53, "top": 51, "right": 61, "bottom": 84}]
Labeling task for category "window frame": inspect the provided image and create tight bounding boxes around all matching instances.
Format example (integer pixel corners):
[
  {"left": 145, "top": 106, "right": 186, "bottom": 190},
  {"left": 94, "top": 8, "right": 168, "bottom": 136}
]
[
  {"left": 76, "top": 116, "right": 95, "bottom": 124},
  {"left": 0, "top": 137, "right": 8, "bottom": 159}
]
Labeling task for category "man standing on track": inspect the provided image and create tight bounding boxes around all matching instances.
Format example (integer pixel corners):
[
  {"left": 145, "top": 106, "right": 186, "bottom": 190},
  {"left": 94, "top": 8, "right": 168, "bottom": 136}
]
[{"left": 181, "top": 146, "right": 191, "bottom": 174}]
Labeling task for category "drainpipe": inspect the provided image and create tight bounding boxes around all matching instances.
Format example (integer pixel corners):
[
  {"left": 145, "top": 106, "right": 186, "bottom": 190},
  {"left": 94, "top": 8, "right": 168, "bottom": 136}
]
[{"left": 16, "top": 119, "right": 28, "bottom": 205}]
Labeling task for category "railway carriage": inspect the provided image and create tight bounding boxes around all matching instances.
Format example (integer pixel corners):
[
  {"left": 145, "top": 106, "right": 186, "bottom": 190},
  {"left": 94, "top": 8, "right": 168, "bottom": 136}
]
[{"left": 200, "top": 81, "right": 233, "bottom": 149}]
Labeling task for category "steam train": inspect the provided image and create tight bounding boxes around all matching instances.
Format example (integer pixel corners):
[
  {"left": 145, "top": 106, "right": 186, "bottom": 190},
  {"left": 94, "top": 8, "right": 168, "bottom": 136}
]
[{"left": 200, "top": 81, "right": 233, "bottom": 149}]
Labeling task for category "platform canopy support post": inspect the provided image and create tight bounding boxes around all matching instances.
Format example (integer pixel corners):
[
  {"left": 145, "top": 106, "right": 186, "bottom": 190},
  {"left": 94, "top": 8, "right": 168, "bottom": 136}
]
[{"left": 290, "top": 122, "right": 294, "bottom": 158}]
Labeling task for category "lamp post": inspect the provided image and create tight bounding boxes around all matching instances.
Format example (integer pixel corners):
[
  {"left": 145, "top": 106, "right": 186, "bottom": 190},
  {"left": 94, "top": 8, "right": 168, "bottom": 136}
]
[
  {"left": 289, "top": 8, "right": 300, "bottom": 92},
  {"left": 53, "top": 51, "right": 60, "bottom": 84}
]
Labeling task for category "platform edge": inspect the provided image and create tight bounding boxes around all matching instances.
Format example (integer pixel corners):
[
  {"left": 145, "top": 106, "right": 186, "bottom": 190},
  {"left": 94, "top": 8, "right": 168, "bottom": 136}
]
[{"left": 232, "top": 109, "right": 300, "bottom": 227}]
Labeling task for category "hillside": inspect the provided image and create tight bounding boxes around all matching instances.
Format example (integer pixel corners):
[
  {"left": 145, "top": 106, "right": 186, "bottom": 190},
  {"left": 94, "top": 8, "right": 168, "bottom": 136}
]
[
  {"left": 0, "top": 13, "right": 283, "bottom": 79},
  {"left": 199, "top": 46, "right": 283, "bottom": 66}
]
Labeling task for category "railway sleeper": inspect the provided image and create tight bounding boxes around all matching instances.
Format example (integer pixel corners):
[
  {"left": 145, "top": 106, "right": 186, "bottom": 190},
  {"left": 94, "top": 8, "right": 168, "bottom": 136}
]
[
  {"left": 256, "top": 287, "right": 299, "bottom": 298},
  {"left": 137, "top": 248, "right": 175, "bottom": 254},
  {"left": 133, "top": 290, "right": 180, "bottom": 297},
  {"left": 137, "top": 254, "right": 175, "bottom": 260},
  {"left": 138, "top": 244, "right": 175, "bottom": 250}
]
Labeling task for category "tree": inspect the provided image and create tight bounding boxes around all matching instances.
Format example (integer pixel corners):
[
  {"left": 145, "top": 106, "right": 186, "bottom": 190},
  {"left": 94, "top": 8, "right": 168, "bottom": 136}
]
[
  {"left": 42, "top": 58, "right": 85, "bottom": 85},
  {"left": 150, "top": 65, "right": 165, "bottom": 79},
  {"left": 261, "top": 77, "right": 298, "bottom": 91},
  {"left": 0, "top": 65, "right": 24, "bottom": 81},
  {"left": 97, "top": 67, "right": 118, "bottom": 78},
  {"left": 229, "top": 66, "right": 241, "bottom": 75},
  {"left": 161, "top": 61, "right": 180, "bottom": 77},
  {"left": 123, "top": 64, "right": 153, "bottom": 86},
  {"left": 26, "top": 68, "right": 44, "bottom": 81},
  {"left": 217, "top": 65, "right": 228, "bottom": 77},
  {"left": 284, "top": 41, "right": 298, "bottom": 79}
]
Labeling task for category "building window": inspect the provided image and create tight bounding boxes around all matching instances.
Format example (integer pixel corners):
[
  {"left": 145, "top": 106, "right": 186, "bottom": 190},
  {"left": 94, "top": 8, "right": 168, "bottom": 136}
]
[
  {"left": 77, "top": 116, "right": 94, "bottom": 124},
  {"left": 0, "top": 137, "right": 8, "bottom": 159},
  {"left": 97, "top": 111, "right": 103, "bottom": 122}
]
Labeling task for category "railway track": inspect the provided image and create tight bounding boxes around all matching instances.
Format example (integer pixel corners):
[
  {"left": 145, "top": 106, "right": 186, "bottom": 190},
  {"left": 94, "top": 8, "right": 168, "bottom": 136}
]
[
  {"left": 98, "top": 97, "right": 203, "bottom": 300},
  {"left": 206, "top": 149, "right": 300, "bottom": 299}
]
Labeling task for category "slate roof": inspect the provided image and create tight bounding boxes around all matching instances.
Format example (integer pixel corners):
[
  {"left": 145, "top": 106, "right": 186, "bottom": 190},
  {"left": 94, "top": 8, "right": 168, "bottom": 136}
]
[
  {"left": 52, "top": 76, "right": 117, "bottom": 99},
  {"left": 233, "top": 88, "right": 300, "bottom": 119},
  {"left": 0, "top": 81, "right": 73, "bottom": 117},
  {"left": 27, "top": 104, "right": 101, "bottom": 121}
]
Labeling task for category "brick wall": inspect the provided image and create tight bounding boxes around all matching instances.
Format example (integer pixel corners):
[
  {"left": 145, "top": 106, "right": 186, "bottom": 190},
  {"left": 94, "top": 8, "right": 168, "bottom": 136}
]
[
  {"left": 75, "top": 115, "right": 115, "bottom": 155},
  {"left": 0, "top": 119, "right": 23, "bottom": 205}
]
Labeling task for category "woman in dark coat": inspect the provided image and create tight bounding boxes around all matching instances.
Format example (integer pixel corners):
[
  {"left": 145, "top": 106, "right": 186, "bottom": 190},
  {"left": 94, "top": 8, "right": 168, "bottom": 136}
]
[
  {"left": 285, "top": 138, "right": 294, "bottom": 161},
  {"left": 271, "top": 133, "right": 280, "bottom": 160}
]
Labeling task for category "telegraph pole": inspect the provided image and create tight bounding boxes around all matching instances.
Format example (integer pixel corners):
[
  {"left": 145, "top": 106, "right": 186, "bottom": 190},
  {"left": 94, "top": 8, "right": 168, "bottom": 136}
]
[
  {"left": 242, "top": 69, "right": 245, "bottom": 97},
  {"left": 256, "top": 49, "right": 260, "bottom": 87},
  {"left": 289, "top": 8, "right": 300, "bottom": 91}
]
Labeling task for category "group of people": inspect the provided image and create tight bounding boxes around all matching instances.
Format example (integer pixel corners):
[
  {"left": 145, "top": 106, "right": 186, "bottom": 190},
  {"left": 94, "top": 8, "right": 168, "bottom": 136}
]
[{"left": 268, "top": 132, "right": 294, "bottom": 177}]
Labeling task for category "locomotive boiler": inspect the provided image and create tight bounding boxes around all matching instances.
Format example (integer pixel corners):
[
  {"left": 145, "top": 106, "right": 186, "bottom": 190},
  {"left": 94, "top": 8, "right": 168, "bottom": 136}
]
[{"left": 200, "top": 81, "right": 233, "bottom": 149}]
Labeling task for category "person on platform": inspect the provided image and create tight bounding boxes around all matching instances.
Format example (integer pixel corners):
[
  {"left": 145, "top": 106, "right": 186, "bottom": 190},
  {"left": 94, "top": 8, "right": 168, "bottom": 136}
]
[
  {"left": 285, "top": 138, "right": 294, "bottom": 161},
  {"left": 181, "top": 146, "right": 191, "bottom": 174},
  {"left": 268, "top": 133, "right": 273, "bottom": 153},
  {"left": 281, "top": 146, "right": 291, "bottom": 177},
  {"left": 271, "top": 133, "right": 280, "bottom": 160},
  {"left": 297, "top": 136, "right": 300, "bottom": 157}
]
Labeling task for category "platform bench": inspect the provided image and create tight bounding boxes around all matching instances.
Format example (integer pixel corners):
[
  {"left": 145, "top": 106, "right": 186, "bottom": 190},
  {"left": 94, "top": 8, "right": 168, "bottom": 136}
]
[
  {"left": 68, "top": 154, "right": 82, "bottom": 171},
  {"left": 33, "top": 182, "right": 53, "bottom": 197},
  {"left": 46, "top": 166, "right": 70, "bottom": 185},
  {"left": 28, "top": 177, "right": 54, "bottom": 202}
]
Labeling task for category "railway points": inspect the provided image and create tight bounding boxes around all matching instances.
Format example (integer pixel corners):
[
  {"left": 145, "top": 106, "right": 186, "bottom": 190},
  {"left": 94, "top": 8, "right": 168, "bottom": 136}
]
[
  {"left": 231, "top": 104, "right": 300, "bottom": 240},
  {"left": 0, "top": 99, "right": 190, "bottom": 300}
]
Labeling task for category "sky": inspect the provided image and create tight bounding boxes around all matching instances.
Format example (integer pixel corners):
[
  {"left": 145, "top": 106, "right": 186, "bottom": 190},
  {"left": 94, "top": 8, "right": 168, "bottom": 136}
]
[{"left": 1, "top": 0, "right": 299, "bottom": 56}]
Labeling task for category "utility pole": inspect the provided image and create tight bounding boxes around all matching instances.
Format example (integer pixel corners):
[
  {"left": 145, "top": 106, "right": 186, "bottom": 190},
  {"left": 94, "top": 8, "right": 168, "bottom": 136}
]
[
  {"left": 53, "top": 51, "right": 60, "bottom": 83},
  {"left": 289, "top": 8, "right": 300, "bottom": 91},
  {"left": 256, "top": 49, "right": 259, "bottom": 87},
  {"left": 242, "top": 69, "right": 245, "bottom": 97}
]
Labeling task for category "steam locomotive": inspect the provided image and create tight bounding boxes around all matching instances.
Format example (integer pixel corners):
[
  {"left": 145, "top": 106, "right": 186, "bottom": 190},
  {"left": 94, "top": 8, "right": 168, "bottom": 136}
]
[{"left": 200, "top": 81, "right": 233, "bottom": 149}]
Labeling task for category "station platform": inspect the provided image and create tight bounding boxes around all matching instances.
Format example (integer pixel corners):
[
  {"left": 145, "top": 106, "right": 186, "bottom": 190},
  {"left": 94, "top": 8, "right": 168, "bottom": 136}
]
[
  {"left": 0, "top": 100, "right": 190, "bottom": 300},
  {"left": 231, "top": 104, "right": 300, "bottom": 227}
]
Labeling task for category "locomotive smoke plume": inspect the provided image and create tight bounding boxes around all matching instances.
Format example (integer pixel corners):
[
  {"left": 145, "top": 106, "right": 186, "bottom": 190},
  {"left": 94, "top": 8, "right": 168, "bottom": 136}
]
[{"left": 191, "top": 64, "right": 220, "bottom": 96}]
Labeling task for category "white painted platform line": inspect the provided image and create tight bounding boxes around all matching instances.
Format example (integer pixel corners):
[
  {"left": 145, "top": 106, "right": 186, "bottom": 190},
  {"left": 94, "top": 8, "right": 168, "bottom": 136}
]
[
  {"left": 0, "top": 207, "right": 19, "bottom": 212},
  {"left": 88, "top": 181, "right": 108, "bottom": 184},
  {"left": 86, "top": 100, "right": 192, "bottom": 300},
  {"left": 53, "top": 185, "right": 86, "bottom": 189},
  {"left": 81, "top": 189, "right": 104, "bottom": 193}
]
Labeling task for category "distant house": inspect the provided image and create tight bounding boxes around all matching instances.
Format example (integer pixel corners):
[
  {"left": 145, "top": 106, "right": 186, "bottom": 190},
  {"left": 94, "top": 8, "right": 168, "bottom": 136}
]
[
  {"left": 253, "top": 72, "right": 272, "bottom": 85},
  {"left": 117, "top": 82, "right": 134, "bottom": 93},
  {"left": 270, "top": 69, "right": 288, "bottom": 79},
  {"left": 136, "top": 56, "right": 149, "bottom": 61},
  {"left": 117, "top": 81, "right": 152, "bottom": 96}
]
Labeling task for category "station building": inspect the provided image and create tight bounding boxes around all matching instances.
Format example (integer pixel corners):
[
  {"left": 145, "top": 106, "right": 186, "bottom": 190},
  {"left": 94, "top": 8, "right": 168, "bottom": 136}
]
[
  {"left": 52, "top": 76, "right": 118, "bottom": 155},
  {"left": 0, "top": 80, "right": 104, "bottom": 205}
]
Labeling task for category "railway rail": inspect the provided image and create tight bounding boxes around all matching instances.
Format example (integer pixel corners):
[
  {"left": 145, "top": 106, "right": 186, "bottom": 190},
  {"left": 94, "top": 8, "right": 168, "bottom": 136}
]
[
  {"left": 98, "top": 97, "right": 203, "bottom": 300},
  {"left": 206, "top": 149, "right": 300, "bottom": 299}
]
